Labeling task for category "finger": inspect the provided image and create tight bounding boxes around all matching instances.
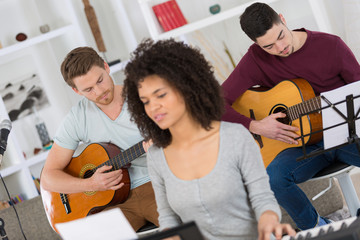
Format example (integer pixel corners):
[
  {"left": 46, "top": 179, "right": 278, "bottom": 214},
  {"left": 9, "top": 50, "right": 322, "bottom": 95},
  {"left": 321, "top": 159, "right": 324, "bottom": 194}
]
[
  {"left": 142, "top": 141, "right": 152, "bottom": 152},
  {"left": 272, "top": 112, "right": 287, "bottom": 118},
  {"left": 102, "top": 170, "right": 123, "bottom": 184},
  {"left": 277, "top": 129, "right": 299, "bottom": 143},
  {"left": 284, "top": 130, "right": 300, "bottom": 139},
  {"left": 102, "top": 168, "right": 123, "bottom": 178},
  {"left": 97, "top": 165, "right": 113, "bottom": 173},
  {"left": 281, "top": 124, "right": 299, "bottom": 132},
  {"left": 258, "top": 230, "right": 264, "bottom": 240},
  {"left": 283, "top": 136, "right": 299, "bottom": 144},
  {"left": 107, "top": 171, "right": 124, "bottom": 184},
  {"left": 278, "top": 135, "right": 298, "bottom": 145},
  {"left": 111, "top": 182, "right": 125, "bottom": 190},
  {"left": 274, "top": 226, "right": 283, "bottom": 239},
  {"left": 108, "top": 173, "right": 125, "bottom": 190},
  {"left": 263, "top": 231, "right": 271, "bottom": 240},
  {"left": 280, "top": 131, "right": 300, "bottom": 143},
  {"left": 111, "top": 171, "right": 124, "bottom": 183},
  {"left": 284, "top": 224, "right": 296, "bottom": 236}
]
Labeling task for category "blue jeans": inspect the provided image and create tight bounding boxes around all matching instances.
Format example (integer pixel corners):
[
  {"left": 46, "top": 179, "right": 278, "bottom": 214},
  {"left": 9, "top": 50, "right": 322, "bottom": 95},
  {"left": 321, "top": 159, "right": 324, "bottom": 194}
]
[{"left": 266, "top": 140, "right": 360, "bottom": 230}]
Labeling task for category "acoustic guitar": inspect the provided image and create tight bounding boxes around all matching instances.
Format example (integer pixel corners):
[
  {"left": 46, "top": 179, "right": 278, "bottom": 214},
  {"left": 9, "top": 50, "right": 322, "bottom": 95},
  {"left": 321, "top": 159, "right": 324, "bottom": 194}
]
[
  {"left": 40, "top": 141, "right": 145, "bottom": 233},
  {"left": 232, "top": 78, "right": 323, "bottom": 167}
]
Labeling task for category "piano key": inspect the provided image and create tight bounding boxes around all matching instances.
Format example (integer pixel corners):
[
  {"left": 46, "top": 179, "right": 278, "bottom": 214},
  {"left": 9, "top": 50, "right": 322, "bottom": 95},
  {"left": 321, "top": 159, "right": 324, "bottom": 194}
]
[
  {"left": 318, "top": 228, "right": 325, "bottom": 236},
  {"left": 304, "top": 232, "right": 312, "bottom": 239},
  {"left": 296, "top": 235, "right": 305, "bottom": 240},
  {"left": 282, "top": 216, "right": 358, "bottom": 240},
  {"left": 326, "top": 226, "right": 334, "bottom": 233},
  {"left": 340, "top": 222, "right": 347, "bottom": 230}
]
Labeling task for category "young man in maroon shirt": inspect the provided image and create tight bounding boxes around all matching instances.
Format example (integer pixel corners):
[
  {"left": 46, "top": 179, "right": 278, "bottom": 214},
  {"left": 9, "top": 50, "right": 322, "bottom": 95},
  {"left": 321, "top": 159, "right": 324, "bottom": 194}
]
[{"left": 222, "top": 2, "right": 360, "bottom": 230}]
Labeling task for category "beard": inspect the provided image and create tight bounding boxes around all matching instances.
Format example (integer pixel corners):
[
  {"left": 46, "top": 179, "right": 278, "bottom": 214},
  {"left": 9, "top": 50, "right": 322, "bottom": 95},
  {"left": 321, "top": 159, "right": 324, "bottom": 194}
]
[{"left": 96, "top": 83, "right": 114, "bottom": 105}]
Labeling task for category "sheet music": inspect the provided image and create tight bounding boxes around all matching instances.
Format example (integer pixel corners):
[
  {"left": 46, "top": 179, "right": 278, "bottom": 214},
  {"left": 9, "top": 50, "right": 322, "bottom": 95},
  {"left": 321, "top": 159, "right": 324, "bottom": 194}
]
[
  {"left": 321, "top": 81, "right": 360, "bottom": 149},
  {"left": 56, "top": 208, "right": 138, "bottom": 240}
]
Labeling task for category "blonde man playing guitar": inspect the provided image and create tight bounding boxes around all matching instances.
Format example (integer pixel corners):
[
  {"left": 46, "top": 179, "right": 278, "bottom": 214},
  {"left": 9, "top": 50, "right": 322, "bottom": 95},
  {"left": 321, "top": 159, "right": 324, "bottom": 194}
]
[
  {"left": 40, "top": 47, "right": 158, "bottom": 232},
  {"left": 222, "top": 2, "right": 360, "bottom": 230}
]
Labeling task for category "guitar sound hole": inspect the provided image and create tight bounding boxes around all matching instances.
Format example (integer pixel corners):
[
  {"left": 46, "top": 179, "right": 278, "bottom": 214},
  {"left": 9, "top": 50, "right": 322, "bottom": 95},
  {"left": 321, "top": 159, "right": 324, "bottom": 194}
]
[
  {"left": 273, "top": 107, "right": 290, "bottom": 125},
  {"left": 84, "top": 170, "right": 94, "bottom": 179}
]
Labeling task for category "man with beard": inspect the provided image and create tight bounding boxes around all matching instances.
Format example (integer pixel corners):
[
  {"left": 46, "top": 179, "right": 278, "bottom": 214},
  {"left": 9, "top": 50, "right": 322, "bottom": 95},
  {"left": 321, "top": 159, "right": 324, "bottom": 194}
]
[{"left": 41, "top": 47, "right": 159, "bottom": 232}]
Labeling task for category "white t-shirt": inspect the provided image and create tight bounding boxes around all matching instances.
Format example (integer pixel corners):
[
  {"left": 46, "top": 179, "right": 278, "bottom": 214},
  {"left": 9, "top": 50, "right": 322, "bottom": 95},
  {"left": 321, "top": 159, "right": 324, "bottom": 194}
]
[{"left": 54, "top": 98, "right": 150, "bottom": 189}]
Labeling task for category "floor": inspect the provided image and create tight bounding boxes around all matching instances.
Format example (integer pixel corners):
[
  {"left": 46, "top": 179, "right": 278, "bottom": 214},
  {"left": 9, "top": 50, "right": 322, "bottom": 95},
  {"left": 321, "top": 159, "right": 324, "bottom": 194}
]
[{"left": 326, "top": 169, "right": 360, "bottom": 221}]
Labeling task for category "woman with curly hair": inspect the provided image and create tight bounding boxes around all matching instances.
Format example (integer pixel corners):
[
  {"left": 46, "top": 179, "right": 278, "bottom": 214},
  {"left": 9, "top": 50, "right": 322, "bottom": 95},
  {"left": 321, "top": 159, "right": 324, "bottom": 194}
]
[{"left": 123, "top": 39, "right": 295, "bottom": 240}]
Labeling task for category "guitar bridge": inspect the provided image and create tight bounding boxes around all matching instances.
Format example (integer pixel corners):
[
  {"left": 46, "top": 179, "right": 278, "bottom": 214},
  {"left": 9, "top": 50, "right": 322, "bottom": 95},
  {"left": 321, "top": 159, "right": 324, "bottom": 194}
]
[{"left": 60, "top": 193, "right": 71, "bottom": 214}]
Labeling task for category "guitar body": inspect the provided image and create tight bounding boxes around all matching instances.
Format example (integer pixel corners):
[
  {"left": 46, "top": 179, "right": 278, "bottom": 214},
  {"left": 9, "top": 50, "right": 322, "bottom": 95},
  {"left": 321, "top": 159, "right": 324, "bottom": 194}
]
[
  {"left": 232, "top": 78, "right": 322, "bottom": 167},
  {"left": 41, "top": 143, "right": 131, "bottom": 233}
]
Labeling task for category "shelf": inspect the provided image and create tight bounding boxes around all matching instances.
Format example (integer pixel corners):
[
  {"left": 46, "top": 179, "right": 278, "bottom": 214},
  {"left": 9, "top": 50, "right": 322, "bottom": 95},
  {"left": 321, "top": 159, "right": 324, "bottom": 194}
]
[
  {"left": 26, "top": 150, "right": 49, "bottom": 167},
  {"left": 0, "top": 0, "right": 91, "bottom": 201},
  {"left": 0, "top": 150, "right": 49, "bottom": 178},
  {"left": 0, "top": 164, "right": 22, "bottom": 178},
  {"left": 109, "top": 59, "right": 129, "bottom": 75},
  {"left": 0, "top": 25, "right": 74, "bottom": 57},
  {"left": 147, "top": 0, "right": 279, "bottom": 40}
]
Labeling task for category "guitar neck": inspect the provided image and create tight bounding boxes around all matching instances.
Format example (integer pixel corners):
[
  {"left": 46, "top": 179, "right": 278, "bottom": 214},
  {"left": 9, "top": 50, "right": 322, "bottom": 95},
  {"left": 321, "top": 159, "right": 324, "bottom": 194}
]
[
  {"left": 287, "top": 96, "right": 321, "bottom": 121},
  {"left": 95, "top": 142, "right": 145, "bottom": 172}
]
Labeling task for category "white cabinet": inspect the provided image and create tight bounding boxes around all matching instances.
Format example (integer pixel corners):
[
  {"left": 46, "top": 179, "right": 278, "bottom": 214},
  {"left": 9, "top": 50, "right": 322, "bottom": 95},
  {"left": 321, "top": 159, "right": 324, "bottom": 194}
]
[{"left": 0, "top": 0, "right": 88, "bottom": 201}]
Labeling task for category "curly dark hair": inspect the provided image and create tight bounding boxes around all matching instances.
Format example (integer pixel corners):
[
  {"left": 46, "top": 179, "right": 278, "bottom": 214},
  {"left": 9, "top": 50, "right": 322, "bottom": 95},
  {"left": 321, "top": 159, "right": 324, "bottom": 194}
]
[
  {"left": 240, "top": 2, "right": 281, "bottom": 42},
  {"left": 123, "top": 39, "right": 224, "bottom": 148}
]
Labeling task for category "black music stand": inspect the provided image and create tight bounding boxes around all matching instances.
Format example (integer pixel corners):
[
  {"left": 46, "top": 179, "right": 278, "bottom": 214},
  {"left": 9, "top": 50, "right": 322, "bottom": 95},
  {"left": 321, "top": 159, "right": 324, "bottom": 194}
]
[
  {"left": 295, "top": 90, "right": 360, "bottom": 217},
  {"left": 296, "top": 93, "right": 360, "bottom": 161},
  {"left": 138, "top": 221, "right": 205, "bottom": 240}
]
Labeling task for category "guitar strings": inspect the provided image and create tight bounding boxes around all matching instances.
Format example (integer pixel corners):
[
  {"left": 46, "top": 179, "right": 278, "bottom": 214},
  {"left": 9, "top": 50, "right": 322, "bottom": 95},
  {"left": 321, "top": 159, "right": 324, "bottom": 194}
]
[{"left": 82, "top": 143, "right": 145, "bottom": 179}]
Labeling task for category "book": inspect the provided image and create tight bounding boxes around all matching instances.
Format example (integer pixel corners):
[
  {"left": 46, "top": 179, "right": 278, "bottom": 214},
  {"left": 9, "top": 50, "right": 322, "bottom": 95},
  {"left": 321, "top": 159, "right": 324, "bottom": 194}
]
[
  {"left": 34, "top": 178, "right": 41, "bottom": 194},
  {"left": 168, "top": 0, "right": 187, "bottom": 26},
  {"left": 152, "top": 3, "right": 171, "bottom": 31},
  {"left": 14, "top": 195, "right": 22, "bottom": 203},
  {"left": 163, "top": 1, "right": 181, "bottom": 28},
  {"left": 152, "top": 0, "right": 187, "bottom": 32}
]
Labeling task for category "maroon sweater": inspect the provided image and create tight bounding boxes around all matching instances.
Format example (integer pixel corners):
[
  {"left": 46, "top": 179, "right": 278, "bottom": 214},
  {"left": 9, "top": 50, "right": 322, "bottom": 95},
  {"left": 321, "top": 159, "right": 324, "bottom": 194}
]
[{"left": 222, "top": 29, "right": 360, "bottom": 129}]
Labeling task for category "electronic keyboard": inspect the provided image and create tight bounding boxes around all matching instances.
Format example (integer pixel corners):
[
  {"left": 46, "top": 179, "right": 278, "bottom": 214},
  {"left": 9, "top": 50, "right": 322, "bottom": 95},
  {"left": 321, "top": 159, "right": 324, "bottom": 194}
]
[{"left": 282, "top": 216, "right": 360, "bottom": 240}]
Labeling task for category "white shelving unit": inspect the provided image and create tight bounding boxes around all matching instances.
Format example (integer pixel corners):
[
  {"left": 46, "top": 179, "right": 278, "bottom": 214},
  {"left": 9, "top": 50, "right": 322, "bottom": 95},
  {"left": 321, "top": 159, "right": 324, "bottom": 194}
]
[
  {"left": 109, "top": 59, "right": 130, "bottom": 76},
  {"left": 138, "top": 0, "right": 333, "bottom": 40},
  {"left": 0, "top": 150, "right": 49, "bottom": 178},
  {"left": 138, "top": 0, "right": 281, "bottom": 40},
  {"left": 0, "top": 0, "right": 88, "bottom": 201},
  {"left": 0, "top": 25, "right": 74, "bottom": 57},
  {"left": 136, "top": 0, "right": 333, "bottom": 83},
  {"left": 0, "top": 0, "right": 143, "bottom": 203}
]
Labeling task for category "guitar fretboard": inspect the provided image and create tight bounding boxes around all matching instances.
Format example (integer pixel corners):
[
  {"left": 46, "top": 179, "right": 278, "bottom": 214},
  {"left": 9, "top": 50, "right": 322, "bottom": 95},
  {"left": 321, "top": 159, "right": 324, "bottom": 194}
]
[
  {"left": 86, "top": 142, "right": 145, "bottom": 177},
  {"left": 287, "top": 96, "right": 321, "bottom": 121}
]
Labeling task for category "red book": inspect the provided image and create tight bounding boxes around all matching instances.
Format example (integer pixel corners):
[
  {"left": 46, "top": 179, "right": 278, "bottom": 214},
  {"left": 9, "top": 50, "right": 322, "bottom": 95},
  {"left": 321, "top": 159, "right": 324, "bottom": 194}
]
[
  {"left": 168, "top": 0, "right": 187, "bottom": 26},
  {"left": 163, "top": 1, "right": 181, "bottom": 28},
  {"left": 159, "top": 2, "right": 177, "bottom": 30},
  {"left": 152, "top": 4, "right": 171, "bottom": 31}
]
